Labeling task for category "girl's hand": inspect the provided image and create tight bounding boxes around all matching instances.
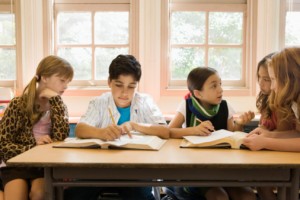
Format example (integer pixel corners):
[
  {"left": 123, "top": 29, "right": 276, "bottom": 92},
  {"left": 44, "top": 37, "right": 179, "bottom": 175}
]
[
  {"left": 35, "top": 135, "right": 53, "bottom": 145},
  {"left": 193, "top": 120, "right": 214, "bottom": 136},
  {"left": 247, "top": 127, "right": 271, "bottom": 137},
  {"left": 100, "top": 124, "right": 122, "bottom": 141},
  {"left": 243, "top": 134, "right": 266, "bottom": 151},
  {"left": 235, "top": 111, "right": 255, "bottom": 126},
  {"left": 39, "top": 88, "right": 59, "bottom": 99}
]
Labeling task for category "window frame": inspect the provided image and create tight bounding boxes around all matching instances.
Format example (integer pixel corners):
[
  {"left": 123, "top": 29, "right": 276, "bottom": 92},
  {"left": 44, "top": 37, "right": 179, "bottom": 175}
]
[
  {"left": 161, "top": 0, "right": 255, "bottom": 96},
  {"left": 279, "top": 0, "right": 300, "bottom": 48},
  {"left": 0, "top": 2, "right": 18, "bottom": 88},
  {"left": 52, "top": 0, "right": 139, "bottom": 95}
]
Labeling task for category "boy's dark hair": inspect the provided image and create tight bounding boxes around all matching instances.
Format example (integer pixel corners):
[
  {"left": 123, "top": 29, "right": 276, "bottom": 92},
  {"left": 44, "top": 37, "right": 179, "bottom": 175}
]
[
  {"left": 108, "top": 54, "right": 141, "bottom": 81},
  {"left": 187, "top": 67, "right": 217, "bottom": 95}
]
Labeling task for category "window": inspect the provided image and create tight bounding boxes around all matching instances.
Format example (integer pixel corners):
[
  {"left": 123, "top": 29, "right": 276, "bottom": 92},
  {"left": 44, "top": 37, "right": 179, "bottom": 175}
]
[
  {"left": 281, "top": 0, "right": 300, "bottom": 47},
  {"left": 0, "top": 1, "right": 16, "bottom": 87},
  {"left": 54, "top": 1, "right": 136, "bottom": 88},
  {"left": 161, "top": 0, "right": 249, "bottom": 95}
]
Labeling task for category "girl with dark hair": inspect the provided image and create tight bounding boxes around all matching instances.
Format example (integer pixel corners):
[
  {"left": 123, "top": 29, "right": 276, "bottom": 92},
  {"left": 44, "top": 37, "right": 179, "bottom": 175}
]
[{"left": 169, "top": 66, "right": 255, "bottom": 200}]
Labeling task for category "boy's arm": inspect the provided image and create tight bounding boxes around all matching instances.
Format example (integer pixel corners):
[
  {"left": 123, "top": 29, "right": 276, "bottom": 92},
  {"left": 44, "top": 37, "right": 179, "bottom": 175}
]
[
  {"left": 75, "top": 122, "right": 122, "bottom": 141},
  {"left": 129, "top": 122, "right": 169, "bottom": 139}
]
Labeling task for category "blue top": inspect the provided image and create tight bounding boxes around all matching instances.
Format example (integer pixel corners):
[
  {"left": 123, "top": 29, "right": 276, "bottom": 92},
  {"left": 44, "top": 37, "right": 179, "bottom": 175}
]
[{"left": 117, "top": 106, "right": 131, "bottom": 125}]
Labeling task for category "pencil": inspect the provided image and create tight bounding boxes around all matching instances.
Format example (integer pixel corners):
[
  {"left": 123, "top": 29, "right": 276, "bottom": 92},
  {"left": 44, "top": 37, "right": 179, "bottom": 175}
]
[
  {"left": 108, "top": 107, "right": 132, "bottom": 138},
  {"left": 108, "top": 107, "right": 116, "bottom": 124},
  {"left": 196, "top": 118, "right": 202, "bottom": 123},
  {"left": 196, "top": 118, "right": 215, "bottom": 132}
]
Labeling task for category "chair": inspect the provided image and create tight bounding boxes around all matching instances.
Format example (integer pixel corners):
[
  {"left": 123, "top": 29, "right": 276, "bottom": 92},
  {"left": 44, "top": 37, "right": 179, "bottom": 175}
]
[
  {"left": 161, "top": 187, "right": 179, "bottom": 200},
  {"left": 153, "top": 187, "right": 162, "bottom": 200}
]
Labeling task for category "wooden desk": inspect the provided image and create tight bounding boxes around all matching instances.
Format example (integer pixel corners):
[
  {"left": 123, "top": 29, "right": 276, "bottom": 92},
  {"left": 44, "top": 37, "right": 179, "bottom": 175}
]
[{"left": 7, "top": 139, "right": 300, "bottom": 200}]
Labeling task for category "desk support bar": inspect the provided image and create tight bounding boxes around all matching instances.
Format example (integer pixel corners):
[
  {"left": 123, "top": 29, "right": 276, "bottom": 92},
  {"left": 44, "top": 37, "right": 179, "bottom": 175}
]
[{"left": 45, "top": 168, "right": 54, "bottom": 200}]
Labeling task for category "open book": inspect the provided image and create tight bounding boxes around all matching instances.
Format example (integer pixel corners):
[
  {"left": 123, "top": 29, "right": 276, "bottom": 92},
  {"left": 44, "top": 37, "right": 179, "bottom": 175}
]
[
  {"left": 180, "top": 129, "right": 248, "bottom": 149},
  {"left": 53, "top": 133, "right": 167, "bottom": 151}
]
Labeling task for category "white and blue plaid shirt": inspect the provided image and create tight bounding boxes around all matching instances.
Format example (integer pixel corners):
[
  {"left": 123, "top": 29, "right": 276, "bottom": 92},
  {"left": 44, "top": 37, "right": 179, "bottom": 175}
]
[{"left": 79, "top": 92, "right": 166, "bottom": 127}]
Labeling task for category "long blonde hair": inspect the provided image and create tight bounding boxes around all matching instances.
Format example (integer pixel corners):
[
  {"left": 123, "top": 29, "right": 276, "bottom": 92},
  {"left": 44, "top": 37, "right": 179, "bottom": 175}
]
[
  {"left": 22, "top": 55, "right": 74, "bottom": 124},
  {"left": 268, "top": 47, "right": 300, "bottom": 127}
]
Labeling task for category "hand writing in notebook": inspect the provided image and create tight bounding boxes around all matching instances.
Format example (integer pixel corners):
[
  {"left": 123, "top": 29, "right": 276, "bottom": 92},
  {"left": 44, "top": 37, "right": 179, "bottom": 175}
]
[
  {"left": 97, "top": 107, "right": 121, "bottom": 141},
  {"left": 108, "top": 107, "right": 132, "bottom": 139},
  {"left": 195, "top": 118, "right": 215, "bottom": 136}
]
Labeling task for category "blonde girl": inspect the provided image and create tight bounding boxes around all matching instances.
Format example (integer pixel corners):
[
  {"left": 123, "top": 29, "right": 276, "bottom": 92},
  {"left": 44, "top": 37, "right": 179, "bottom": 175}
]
[
  {"left": 244, "top": 47, "right": 300, "bottom": 151},
  {"left": 0, "top": 55, "right": 73, "bottom": 200}
]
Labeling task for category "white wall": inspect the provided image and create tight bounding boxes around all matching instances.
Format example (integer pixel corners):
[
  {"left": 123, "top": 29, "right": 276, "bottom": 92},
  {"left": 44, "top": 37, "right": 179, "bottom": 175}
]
[{"left": 19, "top": 0, "right": 281, "bottom": 118}]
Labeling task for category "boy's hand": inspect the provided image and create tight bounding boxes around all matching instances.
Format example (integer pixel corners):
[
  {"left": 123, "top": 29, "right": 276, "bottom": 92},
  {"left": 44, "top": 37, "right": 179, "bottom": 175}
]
[
  {"left": 120, "top": 122, "right": 134, "bottom": 138},
  {"left": 101, "top": 124, "right": 122, "bottom": 141}
]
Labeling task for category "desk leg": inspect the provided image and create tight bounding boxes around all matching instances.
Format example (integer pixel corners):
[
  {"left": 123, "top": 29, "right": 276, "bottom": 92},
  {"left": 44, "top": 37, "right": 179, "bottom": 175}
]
[
  {"left": 289, "top": 168, "right": 300, "bottom": 200},
  {"left": 277, "top": 187, "right": 286, "bottom": 200},
  {"left": 44, "top": 167, "right": 54, "bottom": 200}
]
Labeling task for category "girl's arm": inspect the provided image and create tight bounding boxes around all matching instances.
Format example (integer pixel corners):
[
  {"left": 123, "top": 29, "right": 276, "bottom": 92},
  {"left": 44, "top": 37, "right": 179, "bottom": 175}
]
[
  {"left": 49, "top": 96, "right": 70, "bottom": 141},
  {"left": 227, "top": 111, "right": 255, "bottom": 132},
  {"left": 243, "top": 134, "right": 300, "bottom": 152},
  {"left": 168, "top": 112, "right": 213, "bottom": 138},
  {"left": 0, "top": 98, "right": 34, "bottom": 162},
  {"left": 248, "top": 127, "right": 300, "bottom": 138}
]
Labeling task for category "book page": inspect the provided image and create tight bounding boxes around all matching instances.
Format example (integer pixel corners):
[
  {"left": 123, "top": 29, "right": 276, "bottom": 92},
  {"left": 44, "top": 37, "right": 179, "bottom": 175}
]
[
  {"left": 228, "top": 131, "right": 248, "bottom": 149},
  {"left": 54, "top": 134, "right": 166, "bottom": 150},
  {"left": 183, "top": 129, "right": 235, "bottom": 144},
  {"left": 113, "top": 135, "right": 167, "bottom": 150},
  {"left": 181, "top": 129, "right": 247, "bottom": 149}
]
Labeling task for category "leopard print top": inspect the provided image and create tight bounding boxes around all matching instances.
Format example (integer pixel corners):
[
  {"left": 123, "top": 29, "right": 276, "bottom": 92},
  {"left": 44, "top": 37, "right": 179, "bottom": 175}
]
[{"left": 0, "top": 95, "right": 69, "bottom": 162}]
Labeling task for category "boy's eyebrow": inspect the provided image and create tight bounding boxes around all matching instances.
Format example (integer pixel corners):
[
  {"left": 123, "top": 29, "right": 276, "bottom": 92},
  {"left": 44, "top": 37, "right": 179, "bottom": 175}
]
[{"left": 114, "top": 80, "right": 137, "bottom": 85}]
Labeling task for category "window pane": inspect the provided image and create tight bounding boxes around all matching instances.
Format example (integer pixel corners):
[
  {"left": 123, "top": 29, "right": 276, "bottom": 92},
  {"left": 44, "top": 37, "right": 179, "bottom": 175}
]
[
  {"left": 95, "top": 48, "right": 128, "bottom": 80},
  {"left": 208, "top": 48, "right": 242, "bottom": 80},
  {"left": 0, "top": 14, "right": 15, "bottom": 45},
  {"left": 171, "top": 47, "right": 205, "bottom": 80},
  {"left": 285, "top": 11, "right": 300, "bottom": 46},
  {"left": 95, "top": 12, "right": 129, "bottom": 44},
  {"left": 57, "top": 12, "right": 91, "bottom": 44},
  {"left": 171, "top": 12, "right": 205, "bottom": 44},
  {"left": 57, "top": 48, "right": 92, "bottom": 80},
  {"left": 0, "top": 48, "right": 16, "bottom": 80},
  {"left": 209, "top": 12, "right": 243, "bottom": 44}
]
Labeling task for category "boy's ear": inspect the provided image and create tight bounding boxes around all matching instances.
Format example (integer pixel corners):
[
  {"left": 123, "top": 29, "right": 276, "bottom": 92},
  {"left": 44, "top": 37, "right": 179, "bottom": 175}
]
[{"left": 107, "top": 78, "right": 112, "bottom": 88}]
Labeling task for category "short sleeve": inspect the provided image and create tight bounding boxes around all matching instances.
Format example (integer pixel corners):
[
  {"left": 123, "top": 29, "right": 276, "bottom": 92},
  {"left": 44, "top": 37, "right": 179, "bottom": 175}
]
[
  {"left": 176, "top": 100, "right": 186, "bottom": 116},
  {"left": 227, "top": 102, "right": 236, "bottom": 120}
]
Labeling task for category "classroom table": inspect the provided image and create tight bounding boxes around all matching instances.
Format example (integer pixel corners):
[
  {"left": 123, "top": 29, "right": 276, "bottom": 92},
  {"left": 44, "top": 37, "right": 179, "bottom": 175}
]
[{"left": 7, "top": 139, "right": 300, "bottom": 200}]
